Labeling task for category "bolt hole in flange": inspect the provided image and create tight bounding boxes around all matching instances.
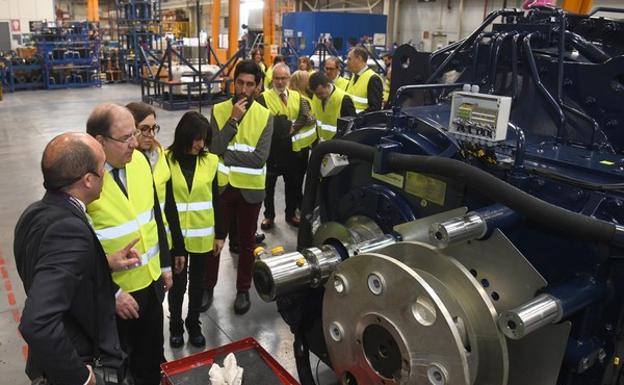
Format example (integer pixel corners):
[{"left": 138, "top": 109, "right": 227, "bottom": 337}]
[
  {"left": 368, "top": 273, "right": 385, "bottom": 296},
  {"left": 427, "top": 364, "right": 447, "bottom": 385},
  {"left": 412, "top": 295, "right": 437, "bottom": 326},
  {"left": 342, "top": 371, "right": 358, "bottom": 385},
  {"left": 363, "top": 324, "right": 403, "bottom": 381}
]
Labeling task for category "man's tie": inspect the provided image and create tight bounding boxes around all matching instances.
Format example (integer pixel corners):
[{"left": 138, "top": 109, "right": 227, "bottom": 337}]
[
  {"left": 280, "top": 92, "right": 288, "bottom": 106},
  {"left": 353, "top": 74, "right": 360, "bottom": 84},
  {"left": 111, "top": 168, "right": 128, "bottom": 197}
]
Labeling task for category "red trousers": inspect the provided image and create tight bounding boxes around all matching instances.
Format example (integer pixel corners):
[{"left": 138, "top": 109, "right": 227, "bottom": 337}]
[{"left": 204, "top": 187, "right": 261, "bottom": 291}]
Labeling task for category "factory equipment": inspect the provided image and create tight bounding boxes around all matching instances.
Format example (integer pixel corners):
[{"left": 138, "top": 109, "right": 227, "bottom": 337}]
[{"left": 254, "top": 6, "right": 624, "bottom": 385}]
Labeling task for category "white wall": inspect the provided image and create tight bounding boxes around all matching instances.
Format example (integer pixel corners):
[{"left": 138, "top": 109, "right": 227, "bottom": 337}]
[
  {"left": 0, "top": 0, "right": 55, "bottom": 32},
  {"left": 396, "top": 0, "right": 624, "bottom": 52}
]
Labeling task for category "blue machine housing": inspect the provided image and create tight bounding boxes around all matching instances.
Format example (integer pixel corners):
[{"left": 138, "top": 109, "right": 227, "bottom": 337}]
[
  {"left": 275, "top": 7, "right": 624, "bottom": 385},
  {"left": 282, "top": 11, "right": 387, "bottom": 57}
]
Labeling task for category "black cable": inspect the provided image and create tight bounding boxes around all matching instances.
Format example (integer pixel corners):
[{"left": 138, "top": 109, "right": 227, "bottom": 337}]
[{"left": 530, "top": 168, "right": 624, "bottom": 192}]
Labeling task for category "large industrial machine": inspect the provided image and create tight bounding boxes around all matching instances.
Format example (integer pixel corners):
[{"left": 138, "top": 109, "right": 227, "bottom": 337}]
[{"left": 253, "top": 6, "right": 624, "bottom": 385}]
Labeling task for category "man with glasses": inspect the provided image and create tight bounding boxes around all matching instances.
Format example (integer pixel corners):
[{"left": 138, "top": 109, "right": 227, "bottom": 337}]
[
  {"left": 86, "top": 103, "right": 173, "bottom": 385},
  {"left": 255, "top": 63, "right": 316, "bottom": 231},
  {"left": 324, "top": 56, "right": 349, "bottom": 91},
  {"left": 15, "top": 133, "right": 141, "bottom": 385},
  {"left": 209, "top": 60, "right": 273, "bottom": 314}
]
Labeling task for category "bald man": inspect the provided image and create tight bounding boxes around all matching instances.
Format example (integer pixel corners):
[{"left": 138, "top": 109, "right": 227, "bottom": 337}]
[
  {"left": 86, "top": 103, "right": 172, "bottom": 385},
  {"left": 15, "top": 133, "right": 137, "bottom": 385}
]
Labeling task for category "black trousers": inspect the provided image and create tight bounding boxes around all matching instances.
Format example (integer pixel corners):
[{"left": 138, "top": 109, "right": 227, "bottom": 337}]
[
  {"left": 263, "top": 148, "right": 309, "bottom": 220},
  {"left": 168, "top": 251, "right": 209, "bottom": 332},
  {"left": 116, "top": 281, "right": 165, "bottom": 385}
]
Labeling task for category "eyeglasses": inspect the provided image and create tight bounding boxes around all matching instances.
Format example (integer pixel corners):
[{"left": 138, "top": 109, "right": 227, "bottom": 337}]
[
  {"left": 273, "top": 76, "right": 289, "bottom": 81},
  {"left": 324, "top": 67, "right": 338, "bottom": 71},
  {"left": 138, "top": 124, "right": 160, "bottom": 136},
  {"left": 104, "top": 130, "right": 140, "bottom": 144}
]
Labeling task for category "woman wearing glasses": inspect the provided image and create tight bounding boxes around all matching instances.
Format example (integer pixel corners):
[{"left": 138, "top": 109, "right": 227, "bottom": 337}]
[{"left": 164, "top": 111, "right": 224, "bottom": 347}]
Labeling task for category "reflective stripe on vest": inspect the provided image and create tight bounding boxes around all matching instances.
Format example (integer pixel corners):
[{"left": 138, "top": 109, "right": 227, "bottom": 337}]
[
  {"left": 213, "top": 100, "right": 271, "bottom": 190},
  {"left": 87, "top": 151, "right": 161, "bottom": 293},
  {"left": 227, "top": 143, "right": 256, "bottom": 152},
  {"left": 346, "top": 67, "right": 379, "bottom": 113},
  {"left": 167, "top": 151, "right": 219, "bottom": 253}
]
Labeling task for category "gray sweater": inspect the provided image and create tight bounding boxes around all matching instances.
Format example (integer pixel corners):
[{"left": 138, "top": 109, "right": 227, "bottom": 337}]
[{"left": 209, "top": 103, "right": 274, "bottom": 204}]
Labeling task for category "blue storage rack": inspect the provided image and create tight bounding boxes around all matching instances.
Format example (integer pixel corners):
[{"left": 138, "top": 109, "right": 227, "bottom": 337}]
[
  {"left": 33, "top": 21, "right": 101, "bottom": 89},
  {"left": 116, "top": 0, "right": 163, "bottom": 83}
]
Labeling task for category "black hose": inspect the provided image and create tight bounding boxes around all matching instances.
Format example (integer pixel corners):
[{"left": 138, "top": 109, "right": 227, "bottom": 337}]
[
  {"left": 299, "top": 140, "right": 620, "bottom": 249},
  {"left": 386, "top": 152, "right": 617, "bottom": 244},
  {"left": 298, "top": 140, "right": 375, "bottom": 249},
  {"left": 294, "top": 331, "right": 316, "bottom": 385}
]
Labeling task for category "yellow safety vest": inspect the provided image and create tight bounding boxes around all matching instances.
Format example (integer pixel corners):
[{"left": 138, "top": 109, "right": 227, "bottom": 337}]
[
  {"left": 346, "top": 67, "right": 380, "bottom": 113},
  {"left": 151, "top": 145, "right": 172, "bottom": 248},
  {"left": 383, "top": 76, "right": 390, "bottom": 104},
  {"left": 311, "top": 86, "right": 350, "bottom": 140},
  {"left": 213, "top": 100, "right": 271, "bottom": 190},
  {"left": 334, "top": 76, "right": 349, "bottom": 91},
  {"left": 258, "top": 62, "right": 266, "bottom": 74},
  {"left": 167, "top": 151, "right": 218, "bottom": 253},
  {"left": 87, "top": 151, "right": 161, "bottom": 293},
  {"left": 263, "top": 89, "right": 317, "bottom": 151},
  {"left": 264, "top": 65, "right": 274, "bottom": 90}
]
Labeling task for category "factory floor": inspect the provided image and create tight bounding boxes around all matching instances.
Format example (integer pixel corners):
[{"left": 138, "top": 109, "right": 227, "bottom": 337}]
[{"left": 0, "top": 84, "right": 337, "bottom": 385}]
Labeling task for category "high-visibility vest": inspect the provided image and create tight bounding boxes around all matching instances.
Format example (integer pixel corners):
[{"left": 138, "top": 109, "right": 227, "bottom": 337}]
[
  {"left": 87, "top": 151, "right": 161, "bottom": 293},
  {"left": 383, "top": 75, "right": 390, "bottom": 104},
  {"left": 213, "top": 100, "right": 271, "bottom": 190},
  {"left": 151, "top": 145, "right": 172, "bottom": 248},
  {"left": 311, "top": 86, "right": 350, "bottom": 140},
  {"left": 167, "top": 151, "right": 218, "bottom": 253},
  {"left": 346, "top": 67, "right": 380, "bottom": 113},
  {"left": 258, "top": 62, "right": 266, "bottom": 74},
  {"left": 334, "top": 76, "right": 349, "bottom": 91},
  {"left": 264, "top": 65, "right": 274, "bottom": 90},
  {"left": 262, "top": 88, "right": 317, "bottom": 151}
]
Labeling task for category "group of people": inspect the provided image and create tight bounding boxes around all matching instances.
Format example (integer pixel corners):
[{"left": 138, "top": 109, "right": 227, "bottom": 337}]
[{"left": 14, "top": 47, "right": 388, "bottom": 385}]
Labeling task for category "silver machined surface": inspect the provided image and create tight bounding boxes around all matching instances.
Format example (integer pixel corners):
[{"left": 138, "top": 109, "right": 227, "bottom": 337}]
[{"left": 499, "top": 294, "right": 562, "bottom": 340}]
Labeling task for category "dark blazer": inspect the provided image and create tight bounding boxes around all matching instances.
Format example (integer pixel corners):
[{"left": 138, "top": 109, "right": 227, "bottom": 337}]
[{"left": 14, "top": 191, "right": 125, "bottom": 385}]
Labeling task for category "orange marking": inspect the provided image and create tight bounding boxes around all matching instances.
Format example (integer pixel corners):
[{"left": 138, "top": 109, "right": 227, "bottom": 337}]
[
  {"left": 12, "top": 308, "right": 20, "bottom": 323},
  {"left": 22, "top": 345, "right": 28, "bottom": 361},
  {"left": 0, "top": 256, "right": 5, "bottom": 265},
  {"left": 4, "top": 280, "right": 12, "bottom": 291},
  {"left": 0, "top": 267, "right": 7, "bottom": 279},
  {"left": 8, "top": 292, "right": 16, "bottom": 305}
]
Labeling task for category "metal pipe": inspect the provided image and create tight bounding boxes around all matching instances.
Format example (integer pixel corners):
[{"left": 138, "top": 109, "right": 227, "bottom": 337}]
[
  {"left": 426, "top": 8, "right": 523, "bottom": 84},
  {"left": 488, "top": 31, "right": 514, "bottom": 93},
  {"left": 430, "top": 212, "right": 486, "bottom": 248},
  {"left": 511, "top": 32, "right": 521, "bottom": 100},
  {"left": 393, "top": 83, "right": 466, "bottom": 111},
  {"left": 522, "top": 32, "right": 567, "bottom": 140},
  {"left": 499, "top": 294, "right": 563, "bottom": 340},
  {"left": 508, "top": 122, "right": 526, "bottom": 168},
  {"left": 564, "top": 31, "right": 609, "bottom": 63}
]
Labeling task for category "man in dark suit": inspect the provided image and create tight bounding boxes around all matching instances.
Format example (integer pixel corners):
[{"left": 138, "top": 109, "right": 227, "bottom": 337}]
[{"left": 15, "top": 133, "right": 139, "bottom": 385}]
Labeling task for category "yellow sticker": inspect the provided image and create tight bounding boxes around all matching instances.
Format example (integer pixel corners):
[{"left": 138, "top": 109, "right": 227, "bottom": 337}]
[
  {"left": 371, "top": 171, "right": 405, "bottom": 188},
  {"left": 404, "top": 172, "right": 446, "bottom": 206},
  {"left": 600, "top": 160, "right": 615, "bottom": 166},
  {"left": 296, "top": 258, "right": 307, "bottom": 267}
]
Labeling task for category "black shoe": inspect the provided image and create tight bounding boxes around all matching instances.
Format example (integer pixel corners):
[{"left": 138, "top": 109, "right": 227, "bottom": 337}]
[
  {"left": 169, "top": 334, "right": 184, "bottom": 348},
  {"left": 234, "top": 291, "right": 251, "bottom": 315},
  {"left": 260, "top": 218, "right": 274, "bottom": 230},
  {"left": 200, "top": 289, "right": 214, "bottom": 312},
  {"left": 255, "top": 232, "right": 266, "bottom": 243},
  {"left": 185, "top": 319, "right": 206, "bottom": 348},
  {"left": 229, "top": 243, "right": 240, "bottom": 254}
]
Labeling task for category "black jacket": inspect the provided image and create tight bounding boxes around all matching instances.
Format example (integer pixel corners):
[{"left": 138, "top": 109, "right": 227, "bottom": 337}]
[{"left": 14, "top": 191, "right": 125, "bottom": 385}]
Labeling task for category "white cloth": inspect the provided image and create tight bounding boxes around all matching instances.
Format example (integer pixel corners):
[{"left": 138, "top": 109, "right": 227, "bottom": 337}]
[{"left": 208, "top": 353, "right": 243, "bottom": 385}]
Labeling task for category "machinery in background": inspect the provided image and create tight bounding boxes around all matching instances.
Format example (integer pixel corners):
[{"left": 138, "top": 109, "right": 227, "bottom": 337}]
[{"left": 254, "top": 6, "right": 624, "bottom": 385}]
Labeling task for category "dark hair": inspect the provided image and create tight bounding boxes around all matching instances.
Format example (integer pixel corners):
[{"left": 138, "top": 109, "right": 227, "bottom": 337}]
[
  {"left": 168, "top": 111, "right": 210, "bottom": 161},
  {"left": 86, "top": 104, "right": 116, "bottom": 137},
  {"left": 324, "top": 56, "right": 341, "bottom": 68},
  {"left": 382, "top": 53, "right": 392, "bottom": 60},
  {"left": 125, "top": 102, "right": 156, "bottom": 126},
  {"left": 273, "top": 55, "right": 285, "bottom": 66},
  {"left": 42, "top": 138, "right": 98, "bottom": 191},
  {"left": 350, "top": 46, "right": 369, "bottom": 62},
  {"left": 299, "top": 56, "right": 312, "bottom": 71},
  {"left": 251, "top": 48, "right": 262, "bottom": 58},
  {"left": 309, "top": 71, "right": 330, "bottom": 91},
  {"left": 234, "top": 59, "right": 263, "bottom": 86}
]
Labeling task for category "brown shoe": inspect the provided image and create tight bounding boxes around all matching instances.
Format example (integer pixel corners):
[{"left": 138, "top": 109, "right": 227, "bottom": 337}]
[
  {"left": 260, "top": 218, "right": 274, "bottom": 230},
  {"left": 286, "top": 215, "right": 300, "bottom": 227}
]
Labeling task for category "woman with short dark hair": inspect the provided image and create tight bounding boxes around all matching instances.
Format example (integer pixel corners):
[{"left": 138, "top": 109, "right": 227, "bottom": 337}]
[{"left": 165, "top": 111, "right": 224, "bottom": 348}]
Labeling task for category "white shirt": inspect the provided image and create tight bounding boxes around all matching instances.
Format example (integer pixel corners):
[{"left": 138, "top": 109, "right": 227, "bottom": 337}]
[{"left": 105, "top": 163, "right": 127, "bottom": 190}]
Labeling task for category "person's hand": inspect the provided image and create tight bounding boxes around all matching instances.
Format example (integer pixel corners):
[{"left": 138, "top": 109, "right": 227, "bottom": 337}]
[
  {"left": 86, "top": 365, "right": 96, "bottom": 385},
  {"left": 107, "top": 238, "right": 140, "bottom": 271},
  {"left": 162, "top": 271, "right": 173, "bottom": 291},
  {"left": 231, "top": 97, "right": 248, "bottom": 121},
  {"left": 116, "top": 291, "right": 139, "bottom": 320},
  {"left": 214, "top": 239, "right": 225, "bottom": 256},
  {"left": 173, "top": 256, "right": 186, "bottom": 274}
]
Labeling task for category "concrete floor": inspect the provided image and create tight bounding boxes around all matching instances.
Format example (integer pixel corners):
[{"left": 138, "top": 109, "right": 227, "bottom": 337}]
[{"left": 0, "top": 85, "right": 336, "bottom": 385}]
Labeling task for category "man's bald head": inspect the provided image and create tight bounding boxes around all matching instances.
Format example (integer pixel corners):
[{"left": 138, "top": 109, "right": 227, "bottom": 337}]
[
  {"left": 86, "top": 103, "right": 133, "bottom": 138},
  {"left": 42, "top": 133, "right": 104, "bottom": 192}
]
